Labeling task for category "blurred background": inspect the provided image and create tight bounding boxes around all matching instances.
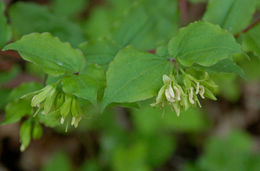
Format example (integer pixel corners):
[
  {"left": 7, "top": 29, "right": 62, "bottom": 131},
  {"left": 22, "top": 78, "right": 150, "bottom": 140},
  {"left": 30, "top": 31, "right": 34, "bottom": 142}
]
[{"left": 1, "top": 0, "right": 260, "bottom": 170}]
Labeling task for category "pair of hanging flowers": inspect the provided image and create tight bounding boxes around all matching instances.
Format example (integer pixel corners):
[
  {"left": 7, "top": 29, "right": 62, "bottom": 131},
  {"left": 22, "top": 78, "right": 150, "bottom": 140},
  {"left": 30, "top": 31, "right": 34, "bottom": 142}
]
[{"left": 151, "top": 71, "right": 218, "bottom": 116}]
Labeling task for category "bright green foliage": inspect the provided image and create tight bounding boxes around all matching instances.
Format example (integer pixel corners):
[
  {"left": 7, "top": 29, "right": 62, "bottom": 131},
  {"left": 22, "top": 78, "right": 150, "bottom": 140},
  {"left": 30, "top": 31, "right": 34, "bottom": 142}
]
[
  {"left": 242, "top": 24, "right": 260, "bottom": 57},
  {"left": 169, "top": 22, "right": 242, "bottom": 67},
  {"left": 0, "top": 0, "right": 256, "bottom": 157},
  {"left": 50, "top": 0, "right": 88, "bottom": 18},
  {"left": 102, "top": 46, "right": 171, "bottom": 109},
  {"left": 0, "top": 1, "right": 11, "bottom": 48},
  {"left": 4, "top": 33, "right": 85, "bottom": 76},
  {"left": 203, "top": 0, "right": 257, "bottom": 34},
  {"left": 62, "top": 64, "right": 105, "bottom": 104},
  {"left": 8, "top": 2, "right": 85, "bottom": 46}
]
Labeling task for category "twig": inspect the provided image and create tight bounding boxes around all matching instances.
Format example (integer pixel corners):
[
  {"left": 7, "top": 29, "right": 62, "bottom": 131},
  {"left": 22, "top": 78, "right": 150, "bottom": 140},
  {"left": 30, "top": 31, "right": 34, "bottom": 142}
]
[{"left": 179, "top": 0, "right": 188, "bottom": 25}]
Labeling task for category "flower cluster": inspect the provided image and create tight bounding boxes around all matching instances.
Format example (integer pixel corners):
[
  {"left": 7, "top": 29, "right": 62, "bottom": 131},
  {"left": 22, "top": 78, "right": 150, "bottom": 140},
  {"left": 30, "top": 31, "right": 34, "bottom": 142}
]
[
  {"left": 24, "top": 84, "right": 83, "bottom": 128},
  {"left": 151, "top": 72, "right": 217, "bottom": 116}
]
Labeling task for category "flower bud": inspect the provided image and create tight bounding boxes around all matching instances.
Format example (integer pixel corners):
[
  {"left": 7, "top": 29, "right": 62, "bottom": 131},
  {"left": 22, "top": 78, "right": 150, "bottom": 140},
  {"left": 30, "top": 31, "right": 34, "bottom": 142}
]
[
  {"left": 163, "top": 74, "right": 171, "bottom": 85},
  {"left": 189, "top": 87, "right": 195, "bottom": 104},
  {"left": 174, "top": 86, "right": 181, "bottom": 101}
]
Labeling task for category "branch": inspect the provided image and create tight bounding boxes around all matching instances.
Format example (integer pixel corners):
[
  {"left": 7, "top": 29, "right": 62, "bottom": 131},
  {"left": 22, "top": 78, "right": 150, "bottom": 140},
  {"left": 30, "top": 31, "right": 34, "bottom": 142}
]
[{"left": 234, "top": 17, "right": 260, "bottom": 38}]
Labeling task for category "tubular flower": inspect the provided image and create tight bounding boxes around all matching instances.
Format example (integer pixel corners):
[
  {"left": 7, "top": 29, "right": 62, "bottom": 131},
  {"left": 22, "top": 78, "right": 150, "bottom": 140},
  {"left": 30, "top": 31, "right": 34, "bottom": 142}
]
[
  {"left": 23, "top": 84, "right": 83, "bottom": 128},
  {"left": 151, "top": 72, "right": 217, "bottom": 116}
]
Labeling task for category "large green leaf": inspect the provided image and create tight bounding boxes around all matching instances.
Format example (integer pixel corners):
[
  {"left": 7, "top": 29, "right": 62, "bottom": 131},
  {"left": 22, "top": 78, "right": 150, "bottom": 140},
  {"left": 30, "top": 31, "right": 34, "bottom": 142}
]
[
  {"left": 62, "top": 64, "right": 105, "bottom": 104},
  {"left": 0, "top": 1, "right": 11, "bottom": 48},
  {"left": 102, "top": 46, "right": 170, "bottom": 109},
  {"left": 242, "top": 24, "right": 260, "bottom": 57},
  {"left": 203, "top": 0, "right": 257, "bottom": 34},
  {"left": 4, "top": 33, "right": 85, "bottom": 76},
  {"left": 168, "top": 22, "right": 242, "bottom": 67},
  {"left": 9, "top": 2, "right": 85, "bottom": 46}
]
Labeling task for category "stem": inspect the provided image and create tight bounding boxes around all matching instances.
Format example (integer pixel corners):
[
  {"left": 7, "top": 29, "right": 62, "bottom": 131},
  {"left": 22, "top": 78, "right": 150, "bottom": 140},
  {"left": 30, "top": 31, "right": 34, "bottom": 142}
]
[
  {"left": 234, "top": 17, "right": 260, "bottom": 38},
  {"left": 179, "top": 0, "right": 188, "bottom": 25}
]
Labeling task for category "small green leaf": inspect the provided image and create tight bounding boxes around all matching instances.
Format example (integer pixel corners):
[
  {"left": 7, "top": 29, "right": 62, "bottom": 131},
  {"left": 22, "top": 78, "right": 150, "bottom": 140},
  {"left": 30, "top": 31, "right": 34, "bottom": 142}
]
[
  {"left": 168, "top": 21, "right": 242, "bottom": 67},
  {"left": 0, "top": 1, "right": 11, "bottom": 48},
  {"left": 2, "top": 100, "right": 32, "bottom": 125},
  {"left": 102, "top": 46, "right": 170, "bottom": 109},
  {"left": 203, "top": 0, "right": 257, "bottom": 34},
  {"left": 4, "top": 33, "right": 85, "bottom": 76},
  {"left": 62, "top": 64, "right": 105, "bottom": 104},
  {"left": 242, "top": 24, "right": 260, "bottom": 57},
  {"left": 195, "top": 59, "right": 246, "bottom": 79},
  {"left": 20, "top": 119, "right": 32, "bottom": 151}
]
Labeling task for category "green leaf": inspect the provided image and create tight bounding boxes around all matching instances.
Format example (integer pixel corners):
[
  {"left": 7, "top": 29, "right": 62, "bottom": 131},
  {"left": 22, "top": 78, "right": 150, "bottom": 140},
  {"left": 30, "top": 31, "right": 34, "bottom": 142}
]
[
  {"left": 62, "top": 64, "right": 105, "bottom": 104},
  {"left": 20, "top": 119, "right": 32, "bottom": 151},
  {"left": 102, "top": 46, "right": 170, "bottom": 110},
  {"left": 4, "top": 33, "right": 85, "bottom": 76},
  {"left": 0, "top": 1, "right": 11, "bottom": 48},
  {"left": 2, "top": 100, "right": 32, "bottom": 125},
  {"left": 51, "top": 0, "right": 88, "bottom": 18},
  {"left": 9, "top": 2, "right": 85, "bottom": 46},
  {"left": 203, "top": 0, "right": 257, "bottom": 34},
  {"left": 195, "top": 59, "right": 246, "bottom": 79},
  {"left": 79, "top": 38, "right": 120, "bottom": 67},
  {"left": 168, "top": 21, "right": 242, "bottom": 67},
  {"left": 8, "top": 82, "right": 43, "bottom": 102},
  {"left": 242, "top": 24, "right": 260, "bottom": 57},
  {"left": 38, "top": 110, "right": 61, "bottom": 128},
  {"left": 80, "top": 0, "right": 179, "bottom": 67}
]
